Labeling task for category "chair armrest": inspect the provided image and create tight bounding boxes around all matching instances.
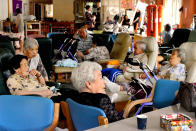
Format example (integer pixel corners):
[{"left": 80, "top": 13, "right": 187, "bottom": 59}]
[
  {"left": 45, "top": 103, "right": 60, "bottom": 131},
  {"left": 123, "top": 82, "right": 156, "bottom": 118},
  {"left": 60, "top": 101, "right": 75, "bottom": 131},
  {"left": 123, "top": 97, "right": 153, "bottom": 118},
  {"left": 98, "top": 116, "right": 108, "bottom": 126}
]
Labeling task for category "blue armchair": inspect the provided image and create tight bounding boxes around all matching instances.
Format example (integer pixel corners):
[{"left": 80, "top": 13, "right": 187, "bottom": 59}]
[
  {"left": 0, "top": 95, "right": 59, "bottom": 131},
  {"left": 61, "top": 98, "right": 108, "bottom": 131},
  {"left": 123, "top": 79, "right": 180, "bottom": 118}
]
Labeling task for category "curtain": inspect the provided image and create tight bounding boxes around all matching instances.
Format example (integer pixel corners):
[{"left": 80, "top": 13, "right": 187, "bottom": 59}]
[{"left": 163, "top": 0, "right": 182, "bottom": 26}]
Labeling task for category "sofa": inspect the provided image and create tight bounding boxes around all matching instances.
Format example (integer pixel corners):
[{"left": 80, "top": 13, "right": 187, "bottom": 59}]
[
  {"left": 36, "top": 38, "right": 53, "bottom": 77},
  {"left": 0, "top": 37, "right": 15, "bottom": 95}
]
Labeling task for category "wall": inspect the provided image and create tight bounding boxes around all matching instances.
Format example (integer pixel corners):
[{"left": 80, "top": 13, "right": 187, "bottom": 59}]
[
  {"left": 53, "top": 0, "right": 74, "bottom": 21},
  {"left": 181, "top": 0, "right": 196, "bottom": 28},
  {"left": 0, "top": 0, "right": 8, "bottom": 21},
  {"left": 7, "top": 0, "right": 29, "bottom": 21}
]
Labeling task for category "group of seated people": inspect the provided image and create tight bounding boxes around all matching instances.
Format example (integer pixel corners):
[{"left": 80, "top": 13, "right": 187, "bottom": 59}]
[
  {"left": 104, "top": 9, "right": 141, "bottom": 33},
  {"left": 3, "top": 22, "right": 188, "bottom": 124}
]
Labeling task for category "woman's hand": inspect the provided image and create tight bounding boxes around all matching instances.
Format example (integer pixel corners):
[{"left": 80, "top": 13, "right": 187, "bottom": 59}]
[
  {"left": 40, "top": 90, "right": 53, "bottom": 97},
  {"left": 29, "top": 69, "right": 40, "bottom": 77},
  {"left": 123, "top": 66, "right": 127, "bottom": 73},
  {"left": 30, "top": 69, "right": 45, "bottom": 85}
]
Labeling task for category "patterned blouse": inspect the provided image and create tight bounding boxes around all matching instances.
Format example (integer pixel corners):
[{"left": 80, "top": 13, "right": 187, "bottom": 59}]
[
  {"left": 84, "top": 46, "right": 110, "bottom": 61},
  {"left": 78, "top": 92, "right": 123, "bottom": 123},
  {"left": 28, "top": 54, "right": 48, "bottom": 78},
  {"left": 159, "top": 63, "right": 186, "bottom": 81},
  {"left": 7, "top": 74, "right": 50, "bottom": 96}
]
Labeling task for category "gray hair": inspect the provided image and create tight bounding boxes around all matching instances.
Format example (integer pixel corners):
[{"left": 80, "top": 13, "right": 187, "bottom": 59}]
[
  {"left": 173, "top": 48, "right": 186, "bottom": 63},
  {"left": 71, "top": 61, "right": 102, "bottom": 92},
  {"left": 135, "top": 41, "right": 146, "bottom": 51},
  {"left": 23, "top": 38, "right": 39, "bottom": 50}
]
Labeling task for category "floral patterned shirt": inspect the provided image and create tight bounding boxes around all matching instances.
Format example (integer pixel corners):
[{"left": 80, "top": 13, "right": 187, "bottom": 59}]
[
  {"left": 159, "top": 63, "right": 186, "bottom": 81},
  {"left": 28, "top": 54, "right": 48, "bottom": 78},
  {"left": 7, "top": 74, "right": 49, "bottom": 95}
]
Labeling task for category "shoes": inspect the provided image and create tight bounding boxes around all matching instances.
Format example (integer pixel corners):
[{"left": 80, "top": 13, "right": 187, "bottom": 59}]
[{"left": 103, "top": 76, "right": 121, "bottom": 93}]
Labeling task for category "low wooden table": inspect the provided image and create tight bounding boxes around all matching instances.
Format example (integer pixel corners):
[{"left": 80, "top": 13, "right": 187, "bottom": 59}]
[{"left": 53, "top": 66, "right": 75, "bottom": 83}]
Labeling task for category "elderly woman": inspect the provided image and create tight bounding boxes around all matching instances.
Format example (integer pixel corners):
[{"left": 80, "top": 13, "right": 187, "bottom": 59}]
[
  {"left": 23, "top": 38, "right": 48, "bottom": 82},
  {"left": 158, "top": 48, "right": 186, "bottom": 81},
  {"left": 71, "top": 61, "right": 123, "bottom": 123},
  {"left": 7, "top": 55, "right": 79, "bottom": 103}
]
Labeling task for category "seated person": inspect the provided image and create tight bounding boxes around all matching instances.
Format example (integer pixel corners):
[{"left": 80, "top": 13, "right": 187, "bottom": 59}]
[
  {"left": 105, "top": 16, "right": 115, "bottom": 25},
  {"left": 76, "top": 43, "right": 110, "bottom": 61},
  {"left": 122, "top": 15, "right": 130, "bottom": 27},
  {"left": 7, "top": 55, "right": 79, "bottom": 103},
  {"left": 158, "top": 48, "right": 186, "bottom": 81},
  {"left": 160, "top": 24, "right": 172, "bottom": 45},
  {"left": 71, "top": 61, "right": 123, "bottom": 122},
  {"left": 102, "top": 40, "right": 148, "bottom": 83},
  {"left": 73, "top": 26, "right": 93, "bottom": 61},
  {"left": 23, "top": 38, "right": 48, "bottom": 82}
]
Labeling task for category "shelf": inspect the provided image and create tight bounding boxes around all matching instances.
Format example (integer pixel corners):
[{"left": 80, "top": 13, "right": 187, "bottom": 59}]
[{"left": 25, "top": 21, "right": 41, "bottom": 37}]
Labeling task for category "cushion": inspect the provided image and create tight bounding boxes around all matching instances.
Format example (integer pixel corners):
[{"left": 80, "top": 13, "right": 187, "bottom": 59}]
[
  {"left": 0, "top": 37, "right": 15, "bottom": 54},
  {"left": 180, "top": 42, "right": 196, "bottom": 83},
  {"left": 188, "top": 30, "right": 196, "bottom": 42},
  {"left": 153, "top": 79, "right": 180, "bottom": 109},
  {"left": 0, "top": 48, "right": 13, "bottom": 95},
  {"left": 110, "top": 33, "right": 131, "bottom": 60},
  {"left": 0, "top": 95, "right": 54, "bottom": 131},
  {"left": 141, "top": 37, "right": 158, "bottom": 70}
]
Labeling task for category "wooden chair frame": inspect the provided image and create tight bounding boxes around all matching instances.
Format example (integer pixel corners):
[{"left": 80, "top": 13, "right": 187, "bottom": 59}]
[
  {"left": 44, "top": 103, "right": 60, "bottom": 131},
  {"left": 123, "top": 83, "right": 156, "bottom": 118},
  {"left": 60, "top": 101, "right": 108, "bottom": 131}
]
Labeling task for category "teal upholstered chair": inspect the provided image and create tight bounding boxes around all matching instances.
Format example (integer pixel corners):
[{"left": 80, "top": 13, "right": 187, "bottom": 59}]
[
  {"left": 0, "top": 95, "right": 59, "bottom": 131},
  {"left": 123, "top": 79, "right": 180, "bottom": 118},
  {"left": 0, "top": 38, "right": 15, "bottom": 95},
  {"left": 61, "top": 98, "right": 108, "bottom": 131},
  {"left": 188, "top": 30, "right": 196, "bottom": 42}
]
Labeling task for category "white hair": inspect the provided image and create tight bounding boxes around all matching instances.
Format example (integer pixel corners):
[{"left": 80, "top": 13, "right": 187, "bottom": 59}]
[
  {"left": 71, "top": 61, "right": 102, "bottom": 92},
  {"left": 136, "top": 41, "right": 146, "bottom": 51},
  {"left": 24, "top": 38, "right": 39, "bottom": 50},
  {"left": 173, "top": 48, "right": 186, "bottom": 63}
]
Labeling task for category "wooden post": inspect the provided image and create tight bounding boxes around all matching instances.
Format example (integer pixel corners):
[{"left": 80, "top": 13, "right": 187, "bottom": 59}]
[{"left": 8, "top": 0, "right": 10, "bottom": 18}]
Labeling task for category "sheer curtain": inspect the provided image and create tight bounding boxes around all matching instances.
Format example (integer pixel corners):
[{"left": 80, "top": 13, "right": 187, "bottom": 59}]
[{"left": 163, "top": 0, "right": 182, "bottom": 26}]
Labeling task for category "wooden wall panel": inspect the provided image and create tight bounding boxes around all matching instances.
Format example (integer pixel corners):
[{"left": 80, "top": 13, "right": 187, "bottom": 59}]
[{"left": 181, "top": 0, "right": 196, "bottom": 28}]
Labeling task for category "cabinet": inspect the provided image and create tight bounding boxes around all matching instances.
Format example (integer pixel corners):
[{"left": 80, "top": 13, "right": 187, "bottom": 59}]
[{"left": 25, "top": 21, "right": 41, "bottom": 37}]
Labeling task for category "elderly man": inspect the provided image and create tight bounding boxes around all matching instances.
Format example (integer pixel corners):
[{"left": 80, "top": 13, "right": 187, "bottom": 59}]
[
  {"left": 105, "top": 16, "right": 114, "bottom": 25},
  {"left": 73, "top": 26, "right": 93, "bottom": 61}
]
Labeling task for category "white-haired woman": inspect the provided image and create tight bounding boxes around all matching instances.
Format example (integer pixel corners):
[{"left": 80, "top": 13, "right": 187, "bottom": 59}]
[
  {"left": 158, "top": 48, "right": 186, "bottom": 81},
  {"left": 71, "top": 61, "right": 123, "bottom": 123},
  {"left": 23, "top": 38, "right": 48, "bottom": 82}
]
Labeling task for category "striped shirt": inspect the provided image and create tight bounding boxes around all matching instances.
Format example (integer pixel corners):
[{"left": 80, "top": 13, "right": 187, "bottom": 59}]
[{"left": 76, "top": 34, "right": 93, "bottom": 53}]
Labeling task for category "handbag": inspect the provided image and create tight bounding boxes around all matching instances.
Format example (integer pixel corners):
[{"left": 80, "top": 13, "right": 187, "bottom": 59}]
[
  {"left": 174, "top": 82, "right": 196, "bottom": 112},
  {"left": 127, "top": 78, "right": 152, "bottom": 100}
]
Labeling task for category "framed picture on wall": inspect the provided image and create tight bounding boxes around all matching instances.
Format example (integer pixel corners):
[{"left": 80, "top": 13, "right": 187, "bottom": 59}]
[{"left": 13, "top": 0, "right": 22, "bottom": 16}]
